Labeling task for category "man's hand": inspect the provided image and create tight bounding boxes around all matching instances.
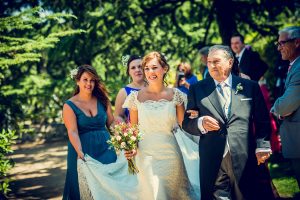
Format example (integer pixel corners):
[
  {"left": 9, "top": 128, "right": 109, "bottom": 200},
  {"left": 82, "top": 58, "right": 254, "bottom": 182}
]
[
  {"left": 186, "top": 110, "right": 199, "bottom": 119},
  {"left": 240, "top": 73, "right": 251, "bottom": 80},
  {"left": 202, "top": 116, "right": 220, "bottom": 131},
  {"left": 256, "top": 152, "right": 271, "bottom": 165}
]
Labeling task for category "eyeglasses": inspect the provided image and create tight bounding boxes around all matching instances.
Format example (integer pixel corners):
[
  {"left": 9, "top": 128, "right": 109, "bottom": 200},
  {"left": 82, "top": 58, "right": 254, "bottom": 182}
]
[{"left": 275, "top": 38, "right": 295, "bottom": 47}]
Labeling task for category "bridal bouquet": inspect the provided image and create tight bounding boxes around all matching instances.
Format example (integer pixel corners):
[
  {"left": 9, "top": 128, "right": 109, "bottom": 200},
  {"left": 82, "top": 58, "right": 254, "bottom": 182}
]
[{"left": 107, "top": 122, "right": 142, "bottom": 175}]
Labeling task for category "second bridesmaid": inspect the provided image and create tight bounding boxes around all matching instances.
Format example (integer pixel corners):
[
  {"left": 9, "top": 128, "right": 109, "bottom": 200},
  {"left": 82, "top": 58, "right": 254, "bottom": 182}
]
[{"left": 114, "top": 55, "right": 145, "bottom": 122}]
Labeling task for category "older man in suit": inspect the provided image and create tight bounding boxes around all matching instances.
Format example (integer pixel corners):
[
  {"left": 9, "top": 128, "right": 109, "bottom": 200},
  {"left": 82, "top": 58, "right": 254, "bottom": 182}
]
[
  {"left": 231, "top": 34, "right": 268, "bottom": 81},
  {"left": 271, "top": 26, "right": 300, "bottom": 188},
  {"left": 183, "top": 45, "right": 272, "bottom": 200}
]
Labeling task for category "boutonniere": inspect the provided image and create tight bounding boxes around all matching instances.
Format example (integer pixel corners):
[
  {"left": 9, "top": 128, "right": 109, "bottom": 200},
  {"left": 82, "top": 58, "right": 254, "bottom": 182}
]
[{"left": 235, "top": 83, "right": 243, "bottom": 95}]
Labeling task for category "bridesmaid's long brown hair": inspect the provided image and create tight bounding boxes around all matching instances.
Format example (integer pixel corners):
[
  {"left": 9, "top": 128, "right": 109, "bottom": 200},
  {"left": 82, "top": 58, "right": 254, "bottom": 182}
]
[{"left": 73, "top": 65, "right": 109, "bottom": 110}]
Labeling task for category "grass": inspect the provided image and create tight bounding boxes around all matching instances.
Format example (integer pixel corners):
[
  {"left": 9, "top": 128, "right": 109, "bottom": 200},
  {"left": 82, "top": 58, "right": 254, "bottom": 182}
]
[{"left": 269, "top": 154, "right": 300, "bottom": 198}]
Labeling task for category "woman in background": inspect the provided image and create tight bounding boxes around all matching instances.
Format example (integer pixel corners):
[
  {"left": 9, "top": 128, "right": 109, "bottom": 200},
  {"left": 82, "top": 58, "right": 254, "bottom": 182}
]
[
  {"left": 175, "top": 62, "right": 198, "bottom": 94},
  {"left": 114, "top": 55, "right": 145, "bottom": 122}
]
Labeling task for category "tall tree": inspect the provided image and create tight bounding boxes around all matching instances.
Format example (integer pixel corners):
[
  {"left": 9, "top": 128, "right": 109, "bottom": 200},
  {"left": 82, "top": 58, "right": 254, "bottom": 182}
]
[{"left": 0, "top": 7, "right": 83, "bottom": 131}]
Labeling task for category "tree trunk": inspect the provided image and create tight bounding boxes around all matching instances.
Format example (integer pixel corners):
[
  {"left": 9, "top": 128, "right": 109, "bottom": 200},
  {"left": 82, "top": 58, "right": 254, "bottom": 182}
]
[{"left": 214, "top": 0, "right": 237, "bottom": 45}]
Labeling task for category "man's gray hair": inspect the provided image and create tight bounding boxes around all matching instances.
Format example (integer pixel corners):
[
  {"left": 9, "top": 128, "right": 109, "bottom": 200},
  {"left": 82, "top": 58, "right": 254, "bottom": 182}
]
[
  {"left": 279, "top": 26, "right": 300, "bottom": 39},
  {"left": 199, "top": 46, "right": 210, "bottom": 56},
  {"left": 208, "top": 45, "right": 234, "bottom": 60}
]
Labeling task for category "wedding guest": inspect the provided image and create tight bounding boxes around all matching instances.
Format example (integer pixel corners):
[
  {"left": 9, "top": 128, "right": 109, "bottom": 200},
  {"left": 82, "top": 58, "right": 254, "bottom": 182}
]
[
  {"left": 271, "top": 26, "right": 300, "bottom": 189},
  {"left": 231, "top": 33, "right": 269, "bottom": 81},
  {"left": 62, "top": 65, "right": 117, "bottom": 200},
  {"left": 175, "top": 62, "right": 198, "bottom": 94},
  {"left": 114, "top": 55, "right": 144, "bottom": 122}
]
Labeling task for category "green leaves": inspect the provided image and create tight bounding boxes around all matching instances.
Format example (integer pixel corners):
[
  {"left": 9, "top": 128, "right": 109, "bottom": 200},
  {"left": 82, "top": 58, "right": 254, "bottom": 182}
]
[
  {"left": 0, "top": 129, "right": 17, "bottom": 195},
  {"left": 0, "top": 6, "right": 85, "bottom": 129},
  {"left": 0, "top": 7, "right": 85, "bottom": 69},
  {"left": 1, "top": 0, "right": 298, "bottom": 139}
]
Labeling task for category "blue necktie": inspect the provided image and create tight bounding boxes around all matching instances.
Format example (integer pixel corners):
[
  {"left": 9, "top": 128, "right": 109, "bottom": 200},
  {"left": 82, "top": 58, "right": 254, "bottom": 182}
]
[{"left": 217, "top": 83, "right": 230, "bottom": 117}]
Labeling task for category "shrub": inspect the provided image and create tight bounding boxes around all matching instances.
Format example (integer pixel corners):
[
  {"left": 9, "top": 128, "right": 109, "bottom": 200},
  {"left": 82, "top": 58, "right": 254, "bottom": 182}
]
[{"left": 0, "top": 129, "right": 17, "bottom": 196}]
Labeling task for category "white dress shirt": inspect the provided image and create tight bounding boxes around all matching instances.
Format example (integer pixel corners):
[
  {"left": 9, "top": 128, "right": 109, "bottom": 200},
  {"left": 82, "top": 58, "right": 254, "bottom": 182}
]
[{"left": 236, "top": 47, "right": 246, "bottom": 64}]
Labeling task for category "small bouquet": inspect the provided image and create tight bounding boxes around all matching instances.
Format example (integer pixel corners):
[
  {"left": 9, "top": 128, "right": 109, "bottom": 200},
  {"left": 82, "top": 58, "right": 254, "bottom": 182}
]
[{"left": 107, "top": 122, "right": 142, "bottom": 175}]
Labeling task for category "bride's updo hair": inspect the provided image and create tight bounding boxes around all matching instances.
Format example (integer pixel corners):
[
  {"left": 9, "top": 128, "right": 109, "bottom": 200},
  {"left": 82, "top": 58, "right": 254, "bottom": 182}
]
[
  {"left": 73, "top": 64, "right": 109, "bottom": 110},
  {"left": 141, "top": 51, "right": 170, "bottom": 82}
]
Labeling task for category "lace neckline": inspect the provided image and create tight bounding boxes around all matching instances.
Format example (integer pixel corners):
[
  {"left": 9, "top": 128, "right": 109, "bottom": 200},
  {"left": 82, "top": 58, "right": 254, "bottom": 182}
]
[
  {"left": 134, "top": 88, "right": 178, "bottom": 104},
  {"left": 140, "top": 99, "right": 173, "bottom": 104}
]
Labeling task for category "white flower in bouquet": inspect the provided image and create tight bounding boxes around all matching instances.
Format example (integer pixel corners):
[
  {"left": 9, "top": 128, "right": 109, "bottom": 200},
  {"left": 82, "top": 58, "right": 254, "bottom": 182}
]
[
  {"left": 130, "top": 136, "right": 136, "bottom": 141},
  {"left": 116, "top": 136, "right": 122, "bottom": 141},
  {"left": 121, "top": 142, "right": 126, "bottom": 148}
]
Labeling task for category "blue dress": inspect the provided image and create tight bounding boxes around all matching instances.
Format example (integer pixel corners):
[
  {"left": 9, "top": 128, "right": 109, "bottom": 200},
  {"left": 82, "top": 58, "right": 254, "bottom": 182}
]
[
  {"left": 62, "top": 100, "right": 117, "bottom": 200},
  {"left": 124, "top": 86, "right": 140, "bottom": 121}
]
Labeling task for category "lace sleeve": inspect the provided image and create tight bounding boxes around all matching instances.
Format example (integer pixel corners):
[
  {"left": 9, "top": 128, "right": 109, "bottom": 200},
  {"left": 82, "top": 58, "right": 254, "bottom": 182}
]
[
  {"left": 173, "top": 88, "right": 187, "bottom": 107},
  {"left": 122, "top": 91, "right": 138, "bottom": 111}
]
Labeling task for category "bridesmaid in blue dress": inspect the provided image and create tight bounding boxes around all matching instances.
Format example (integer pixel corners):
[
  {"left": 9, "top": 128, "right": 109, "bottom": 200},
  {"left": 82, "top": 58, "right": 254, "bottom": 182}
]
[
  {"left": 114, "top": 55, "right": 145, "bottom": 122},
  {"left": 62, "top": 65, "right": 117, "bottom": 200}
]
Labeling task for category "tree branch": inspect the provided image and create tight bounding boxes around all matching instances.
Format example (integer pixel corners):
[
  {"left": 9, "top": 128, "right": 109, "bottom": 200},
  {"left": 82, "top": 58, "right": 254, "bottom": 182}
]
[
  {"left": 199, "top": 1, "right": 215, "bottom": 48},
  {"left": 171, "top": 3, "right": 193, "bottom": 43}
]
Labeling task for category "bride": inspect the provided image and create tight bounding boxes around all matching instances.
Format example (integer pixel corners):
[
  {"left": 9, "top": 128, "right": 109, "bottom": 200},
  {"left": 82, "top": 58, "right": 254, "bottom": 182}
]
[{"left": 78, "top": 52, "right": 200, "bottom": 200}]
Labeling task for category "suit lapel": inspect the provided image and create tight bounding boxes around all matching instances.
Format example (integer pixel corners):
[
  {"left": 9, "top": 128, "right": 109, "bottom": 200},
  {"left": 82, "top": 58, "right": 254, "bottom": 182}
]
[
  {"left": 228, "top": 75, "right": 242, "bottom": 121},
  {"left": 239, "top": 52, "right": 245, "bottom": 67},
  {"left": 204, "top": 79, "right": 227, "bottom": 123},
  {"left": 285, "top": 58, "right": 300, "bottom": 88},
  {"left": 239, "top": 49, "right": 251, "bottom": 75}
]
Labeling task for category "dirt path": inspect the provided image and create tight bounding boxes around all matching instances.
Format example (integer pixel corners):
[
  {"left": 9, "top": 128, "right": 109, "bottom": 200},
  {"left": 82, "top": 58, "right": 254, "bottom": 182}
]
[
  {"left": 5, "top": 138, "right": 299, "bottom": 199},
  {"left": 7, "top": 139, "right": 68, "bottom": 200}
]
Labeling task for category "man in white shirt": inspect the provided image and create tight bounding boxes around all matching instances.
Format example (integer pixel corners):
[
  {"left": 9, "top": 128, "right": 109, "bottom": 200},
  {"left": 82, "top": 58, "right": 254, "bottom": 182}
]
[{"left": 231, "top": 33, "right": 268, "bottom": 81}]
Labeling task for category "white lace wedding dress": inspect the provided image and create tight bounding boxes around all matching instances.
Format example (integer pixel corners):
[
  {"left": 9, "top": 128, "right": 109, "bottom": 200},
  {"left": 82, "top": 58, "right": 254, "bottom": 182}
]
[{"left": 77, "top": 88, "right": 200, "bottom": 200}]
